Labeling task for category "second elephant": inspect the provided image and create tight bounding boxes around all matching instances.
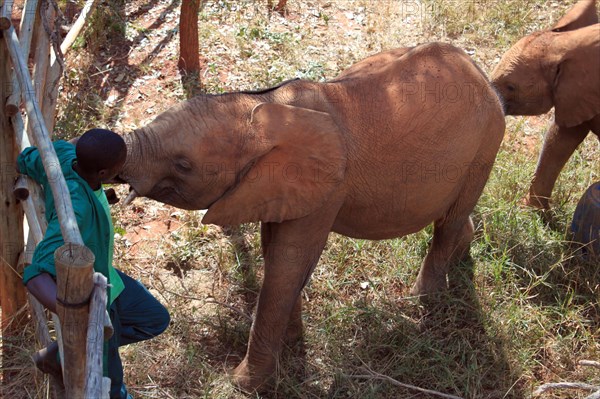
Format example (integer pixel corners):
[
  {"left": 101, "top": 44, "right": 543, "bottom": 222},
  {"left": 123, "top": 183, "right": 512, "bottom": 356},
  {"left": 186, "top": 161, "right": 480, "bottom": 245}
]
[{"left": 491, "top": 0, "right": 600, "bottom": 209}]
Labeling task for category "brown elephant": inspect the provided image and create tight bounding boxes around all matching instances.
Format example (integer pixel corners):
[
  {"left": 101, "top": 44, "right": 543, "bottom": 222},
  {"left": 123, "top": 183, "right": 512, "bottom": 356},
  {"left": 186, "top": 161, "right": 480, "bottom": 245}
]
[
  {"left": 119, "top": 42, "right": 505, "bottom": 391},
  {"left": 491, "top": 0, "right": 600, "bottom": 209}
]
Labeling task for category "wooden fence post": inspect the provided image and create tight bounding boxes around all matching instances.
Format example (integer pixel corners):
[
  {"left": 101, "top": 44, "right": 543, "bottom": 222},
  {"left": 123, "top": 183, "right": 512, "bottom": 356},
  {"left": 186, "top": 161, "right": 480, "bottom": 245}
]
[
  {"left": 55, "top": 243, "right": 95, "bottom": 398},
  {"left": 0, "top": 26, "right": 27, "bottom": 381},
  {"left": 4, "top": 3, "right": 110, "bottom": 396}
]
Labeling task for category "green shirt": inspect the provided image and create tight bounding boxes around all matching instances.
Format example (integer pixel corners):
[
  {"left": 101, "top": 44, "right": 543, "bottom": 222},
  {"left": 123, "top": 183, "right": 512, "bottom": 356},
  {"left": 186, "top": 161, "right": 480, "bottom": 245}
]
[{"left": 18, "top": 141, "right": 124, "bottom": 304}]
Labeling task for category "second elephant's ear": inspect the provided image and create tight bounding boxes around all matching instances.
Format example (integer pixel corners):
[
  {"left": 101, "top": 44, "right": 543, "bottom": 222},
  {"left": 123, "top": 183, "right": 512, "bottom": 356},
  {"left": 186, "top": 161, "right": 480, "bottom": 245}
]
[
  {"left": 202, "top": 103, "right": 347, "bottom": 226},
  {"left": 551, "top": 0, "right": 598, "bottom": 32},
  {"left": 552, "top": 27, "right": 600, "bottom": 127}
]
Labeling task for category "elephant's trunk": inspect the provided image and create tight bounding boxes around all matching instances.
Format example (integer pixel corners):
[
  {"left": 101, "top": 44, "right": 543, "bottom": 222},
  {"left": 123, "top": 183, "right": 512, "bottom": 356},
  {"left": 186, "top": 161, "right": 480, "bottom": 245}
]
[{"left": 121, "top": 127, "right": 158, "bottom": 197}]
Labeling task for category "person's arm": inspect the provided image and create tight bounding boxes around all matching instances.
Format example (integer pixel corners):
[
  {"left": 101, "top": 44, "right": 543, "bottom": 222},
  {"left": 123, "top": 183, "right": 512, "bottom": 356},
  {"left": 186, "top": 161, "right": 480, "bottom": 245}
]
[
  {"left": 16, "top": 146, "right": 44, "bottom": 181},
  {"left": 104, "top": 187, "right": 119, "bottom": 204},
  {"left": 16, "top": 141, "right": 75, "bottom": 183},
  {"left": 26, "top": 273, "right": 58, "bottom": 314}
]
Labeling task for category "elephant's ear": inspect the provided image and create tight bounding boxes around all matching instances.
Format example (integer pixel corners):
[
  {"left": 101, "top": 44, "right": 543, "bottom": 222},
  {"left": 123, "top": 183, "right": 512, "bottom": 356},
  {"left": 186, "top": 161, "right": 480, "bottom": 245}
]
[
  {"left": 551, "top": 0, "right": 598, "bottom": 32},
  {"left": 202, "top": 103, "right": 347, "bottom": 226},
  {"left": 553, "top": 29, "right": 600, "bottom": 127}
]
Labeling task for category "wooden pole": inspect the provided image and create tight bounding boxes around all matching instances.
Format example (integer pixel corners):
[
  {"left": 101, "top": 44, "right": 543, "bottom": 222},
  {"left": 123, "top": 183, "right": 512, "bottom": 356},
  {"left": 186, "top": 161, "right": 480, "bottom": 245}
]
[
  {"left": 15, "top": 179, "right": 44, "bottom": 243},
  {"left": 4, "top": 24, "right": 83, "bottom": 245},
  {"left": 85, "top": 273, "right": 111, "bottom": 399},
  {"left": 0, "top": 24, "right": 27, "bottom": 382},
  {"left": 60, "top": 0, "right": 98, "bottom": 55},
  {"left": 55, "top": 243, "right": 95, "bottom": 399},
  {"left": 5, "top": 0, "right": 38, "bottom": 115},
  {"left": 43, "top": 0, "right": 99, "bottom": 133},
  {"left": 31, "top": 1, "right": 52, "bottom": 109},
  {"left": 5, "top": 21, "right": 106, "bottom": 397}
]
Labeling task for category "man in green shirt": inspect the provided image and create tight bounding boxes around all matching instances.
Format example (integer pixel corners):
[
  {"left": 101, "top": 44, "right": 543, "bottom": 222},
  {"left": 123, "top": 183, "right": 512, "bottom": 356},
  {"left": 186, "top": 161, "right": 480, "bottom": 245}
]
[{"left": 18, "top": 129, "right": 170, "bottom": 399}]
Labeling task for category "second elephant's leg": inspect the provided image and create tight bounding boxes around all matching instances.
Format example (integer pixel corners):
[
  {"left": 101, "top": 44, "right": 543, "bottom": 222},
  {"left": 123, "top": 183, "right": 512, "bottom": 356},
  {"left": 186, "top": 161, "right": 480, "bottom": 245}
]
[
  {"left": 231, "top": 206, "right": 339, "bottom": 392},
  {"left": 527, "top": 122, "right": 589, "bottom": 209}
]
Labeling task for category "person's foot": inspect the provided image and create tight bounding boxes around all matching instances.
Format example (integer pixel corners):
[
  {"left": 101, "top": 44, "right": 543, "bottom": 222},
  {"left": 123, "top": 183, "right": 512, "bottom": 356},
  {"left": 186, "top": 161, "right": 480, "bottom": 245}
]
[{"left": 32, "top": 341, "right": 63, "bottom": 386}]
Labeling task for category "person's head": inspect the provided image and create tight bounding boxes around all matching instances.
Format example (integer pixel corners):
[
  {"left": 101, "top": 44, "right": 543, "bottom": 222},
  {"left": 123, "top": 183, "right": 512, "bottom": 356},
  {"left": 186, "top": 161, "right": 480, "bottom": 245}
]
[{"left": 76, "top": 129, "right": 127, "bottom": 183}]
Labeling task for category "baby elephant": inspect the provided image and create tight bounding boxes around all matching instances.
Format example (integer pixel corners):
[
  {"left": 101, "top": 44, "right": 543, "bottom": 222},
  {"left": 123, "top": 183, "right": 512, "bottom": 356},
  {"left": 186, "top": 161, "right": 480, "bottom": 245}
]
[
  {"left": 120, "top": 42, "right": 505, "bottom": 391},
  {"left": 491, "top": 0, "right": 600, "bottom": 209}
]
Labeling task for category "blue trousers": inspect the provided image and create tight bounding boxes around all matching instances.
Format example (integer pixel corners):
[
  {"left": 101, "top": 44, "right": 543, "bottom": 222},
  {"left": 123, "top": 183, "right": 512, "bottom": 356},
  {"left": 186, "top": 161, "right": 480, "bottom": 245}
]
[{"left": 108, "top": 270, "right": 170, "bottom": 399}]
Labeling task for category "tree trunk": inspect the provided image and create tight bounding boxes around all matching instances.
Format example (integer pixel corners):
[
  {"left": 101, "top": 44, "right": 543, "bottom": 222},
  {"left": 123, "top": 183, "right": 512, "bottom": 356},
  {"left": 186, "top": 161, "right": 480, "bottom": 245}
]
[{"left": 178, "top": 0, "right": 200, "bottom": 76}]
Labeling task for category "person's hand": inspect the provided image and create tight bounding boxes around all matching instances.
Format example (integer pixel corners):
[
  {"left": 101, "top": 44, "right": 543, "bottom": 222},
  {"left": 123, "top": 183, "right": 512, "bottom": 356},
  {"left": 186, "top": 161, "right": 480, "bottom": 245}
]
[{"left": 105, "top": 188, "right": 119, "bottom": 204}]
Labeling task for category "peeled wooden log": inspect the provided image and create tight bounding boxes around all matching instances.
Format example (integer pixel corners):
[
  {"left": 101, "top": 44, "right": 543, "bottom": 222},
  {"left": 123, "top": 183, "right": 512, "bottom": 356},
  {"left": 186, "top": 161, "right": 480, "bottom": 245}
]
[
  {"left": 13, "top": 174, "right": 29, "bottom": 201},
  {"left": 5, "top": 0, "right": 39, "bottom": 115},
  {"left": 4, "top": 24, "right": 83, "bottom": 245},
  {"left": 55, "top": 243, "right": 95, "bottom": 399},
  {"left": 43, "top": 0, "right": 99, "bottom": 132},
  {"left": 84, "top": 273, "right": 112, "bottom": 399}
]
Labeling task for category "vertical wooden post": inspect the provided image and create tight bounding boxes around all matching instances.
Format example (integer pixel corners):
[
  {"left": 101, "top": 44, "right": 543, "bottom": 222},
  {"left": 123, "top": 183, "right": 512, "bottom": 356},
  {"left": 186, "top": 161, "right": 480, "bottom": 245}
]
[
  {"left": 0, "top": 26, "right": 27, "bottom": 380},
  {"left": 55, "top": 243, "right": 95, "bottom": 398},
  {"left": 85, "top": 273, "right": 111, "bottom": 399},
  {"left": 6, "top": 0, "right": 39, "bottom": 115}
]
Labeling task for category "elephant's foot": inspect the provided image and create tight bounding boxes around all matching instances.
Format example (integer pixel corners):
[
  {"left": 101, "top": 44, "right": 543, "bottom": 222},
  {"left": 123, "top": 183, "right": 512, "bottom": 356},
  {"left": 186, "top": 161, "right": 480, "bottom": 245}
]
[
  {"left": 230, "top": 358, "right": 274, "bottom": 393},
  {"left": 410, "top": 270, "right": 447, "bottom": 296},
  {"left": 524, "top": 191, "right": 550, "bottom": 210},
  {"left": 411, "top": 218, "right": 474, "bottom": 296},
  {"left": 284, "top": 313, "right": 304, "bottom": 346}
]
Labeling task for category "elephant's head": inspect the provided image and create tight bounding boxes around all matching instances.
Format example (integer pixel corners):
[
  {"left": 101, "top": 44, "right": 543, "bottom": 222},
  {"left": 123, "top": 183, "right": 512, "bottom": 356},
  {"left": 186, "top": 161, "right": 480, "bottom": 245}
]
[
  {"left": 491, "top": 0, "right": 600, "bottom": 127},
  {"left": 120, "top": 94, "right": 347, "bottom": 226}
]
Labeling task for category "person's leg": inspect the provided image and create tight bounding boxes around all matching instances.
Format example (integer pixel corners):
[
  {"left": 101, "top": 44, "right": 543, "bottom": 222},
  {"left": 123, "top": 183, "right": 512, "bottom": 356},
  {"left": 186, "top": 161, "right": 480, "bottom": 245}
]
[
  {"left": 115, "top": 270, "right": 170, "bottom": 346},
  {"left": 32, "top": 340, "right": 63, "bottom": 386},
  {"left": 108, "top": 271, "right": 169, "bottom": 398}
]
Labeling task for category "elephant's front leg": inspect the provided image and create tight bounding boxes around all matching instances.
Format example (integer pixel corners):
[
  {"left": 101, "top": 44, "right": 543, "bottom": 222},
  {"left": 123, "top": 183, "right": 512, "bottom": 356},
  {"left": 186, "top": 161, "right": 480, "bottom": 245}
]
[
  {"left": 527, "top": 122, "right": 589, "bottom": 209},
  {"left": 231, "top": 208, "right": 338, "bottom": 392}
]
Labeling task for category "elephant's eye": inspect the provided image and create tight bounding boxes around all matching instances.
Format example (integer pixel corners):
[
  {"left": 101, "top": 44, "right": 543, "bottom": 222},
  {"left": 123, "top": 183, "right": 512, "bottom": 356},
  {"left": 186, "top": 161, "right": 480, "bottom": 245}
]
[
  {"left": 506, "top": 83, "right": 516, "bottom": 92},
  {"left": 175, "top": 159, "right": 193, "bottom": 173}
]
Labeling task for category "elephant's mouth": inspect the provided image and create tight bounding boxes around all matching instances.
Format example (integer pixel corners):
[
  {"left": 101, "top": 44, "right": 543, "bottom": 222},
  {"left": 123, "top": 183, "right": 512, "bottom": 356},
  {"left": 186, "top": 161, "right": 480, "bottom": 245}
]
[{"left": 145, "top": 184, "right": 198, "bottom": 210}]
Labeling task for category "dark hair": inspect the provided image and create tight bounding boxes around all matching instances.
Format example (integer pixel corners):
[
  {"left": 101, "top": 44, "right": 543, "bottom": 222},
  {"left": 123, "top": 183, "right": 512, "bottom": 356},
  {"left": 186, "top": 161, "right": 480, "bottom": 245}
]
[{"left": 76, "top": 129, "right": 126, "bottom": 173}]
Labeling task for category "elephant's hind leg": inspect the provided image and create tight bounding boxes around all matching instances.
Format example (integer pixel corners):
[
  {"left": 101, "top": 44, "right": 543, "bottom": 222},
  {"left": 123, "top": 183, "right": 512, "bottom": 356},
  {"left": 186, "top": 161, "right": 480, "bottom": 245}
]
[
  {"left": 411, "top": 216, "right": 474, "bottom": 295},
  {"left": 411, "top": 153, "right": 497, "bottom": 296}
]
